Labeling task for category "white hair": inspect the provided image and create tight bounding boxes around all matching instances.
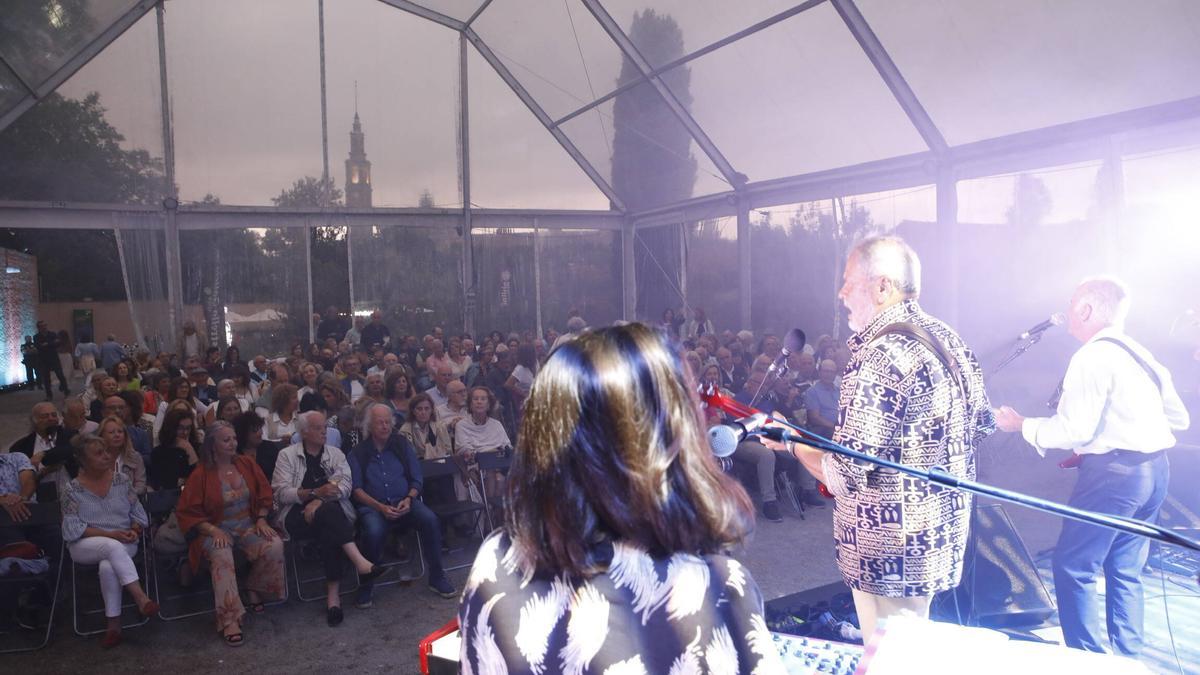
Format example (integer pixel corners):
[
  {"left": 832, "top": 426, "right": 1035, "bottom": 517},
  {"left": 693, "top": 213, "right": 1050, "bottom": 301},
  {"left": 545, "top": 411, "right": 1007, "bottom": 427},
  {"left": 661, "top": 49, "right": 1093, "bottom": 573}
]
[
  {"left": 1076, "top": 276, "right": 1130, "bottom": 328},
  {"left": 851, "top": 235, "right": 921, "bottom": 297},
  {"left": 361, "top": 402, "right": 393, "bottom": 438},
  {"left": 295, "top": 410, "right": 325, "bottom": 435}
]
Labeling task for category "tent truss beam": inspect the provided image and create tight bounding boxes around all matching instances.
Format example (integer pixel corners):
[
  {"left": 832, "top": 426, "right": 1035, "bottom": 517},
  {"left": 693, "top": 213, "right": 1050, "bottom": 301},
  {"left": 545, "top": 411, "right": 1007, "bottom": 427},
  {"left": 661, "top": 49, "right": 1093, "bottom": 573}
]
[
  {"left": 579, "top": 0, "right": 744, "bottom": 191},
  {"left": 463, "top": 27, "right": 628, "bottom": 212},
  {"left": 830, "top": 0, "right": 948, "bottom": 155},
  {"left": 0, "top": 0, "right": 158, "bottom": 132},
  {"left": 374, "top": 0, "right": 464, "bottom": 31},
  {"left": 552, "top": 0, "right": 826, "bottom": 130}
]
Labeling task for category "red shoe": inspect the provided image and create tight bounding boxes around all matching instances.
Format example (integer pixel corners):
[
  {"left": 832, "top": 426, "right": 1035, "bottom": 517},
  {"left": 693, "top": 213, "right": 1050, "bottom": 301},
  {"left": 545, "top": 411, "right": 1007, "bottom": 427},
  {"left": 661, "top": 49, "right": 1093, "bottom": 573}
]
[
  {"left": 102, "top": 629, "right": 122, "bottom": 649},
  {"left": 1058, "top": 453, "right": 1083, "bottom": 469},
  {"left": 139, "top": 600, "right": 160, "bottom": 617}
]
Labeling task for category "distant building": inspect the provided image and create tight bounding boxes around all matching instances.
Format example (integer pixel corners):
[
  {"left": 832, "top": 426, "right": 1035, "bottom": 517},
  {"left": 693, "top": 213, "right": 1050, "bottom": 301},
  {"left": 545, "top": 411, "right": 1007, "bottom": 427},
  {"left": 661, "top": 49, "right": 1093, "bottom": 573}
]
[{"left": 345, "top": 112, "right": 372, "bottom": 207}]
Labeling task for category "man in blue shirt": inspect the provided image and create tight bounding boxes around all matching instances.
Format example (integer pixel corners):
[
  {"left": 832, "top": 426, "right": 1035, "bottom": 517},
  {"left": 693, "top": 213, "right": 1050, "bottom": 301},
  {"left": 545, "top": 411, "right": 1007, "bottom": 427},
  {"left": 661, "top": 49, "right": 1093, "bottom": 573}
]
[
  {"left": 349, "top": 404, "right": 456, "bottom": 607},
  {"left": 803, "top": 358, "right": 841, "bottom": 440}
]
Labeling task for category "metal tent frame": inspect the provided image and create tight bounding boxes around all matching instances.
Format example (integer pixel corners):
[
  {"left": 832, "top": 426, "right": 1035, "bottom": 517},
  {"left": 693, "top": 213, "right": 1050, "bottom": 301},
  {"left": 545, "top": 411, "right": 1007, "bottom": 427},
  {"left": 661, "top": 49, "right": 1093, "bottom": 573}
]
[{"left": 2, "top": 0, "right": 1199, "bottom": 342}]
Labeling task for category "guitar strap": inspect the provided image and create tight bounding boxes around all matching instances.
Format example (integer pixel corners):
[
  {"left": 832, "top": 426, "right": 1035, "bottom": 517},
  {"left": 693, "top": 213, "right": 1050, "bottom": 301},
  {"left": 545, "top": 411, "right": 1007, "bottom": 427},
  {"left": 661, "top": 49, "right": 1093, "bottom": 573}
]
[
  {"left": 1047, "top": 336, "right": 1162, "bottom": 411},
  {"left": 1096, "top": 336, "right": 1163, "bottom": 396},
  {"left": 873, "top": 322, "right": 966, "bottom": 399}
]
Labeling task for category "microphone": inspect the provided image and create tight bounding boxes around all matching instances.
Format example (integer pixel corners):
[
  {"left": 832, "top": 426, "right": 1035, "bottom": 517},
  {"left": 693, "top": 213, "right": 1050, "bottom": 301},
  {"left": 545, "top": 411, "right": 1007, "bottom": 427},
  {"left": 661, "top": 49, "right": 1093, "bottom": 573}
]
[
  {"left": 1019, "top": 313, "right": 1065, "bottom": 340},
  {"left": 707, "top": 413, "right": 769, "bottom": 458},
  {"left": 767, "top": 328, "right": 807, "bottom": 375}
]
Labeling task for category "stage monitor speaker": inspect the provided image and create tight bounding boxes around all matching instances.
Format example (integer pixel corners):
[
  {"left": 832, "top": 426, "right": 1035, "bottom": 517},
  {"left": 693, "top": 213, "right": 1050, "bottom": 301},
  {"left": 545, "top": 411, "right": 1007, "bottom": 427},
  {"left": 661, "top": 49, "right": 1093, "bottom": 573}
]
[{"left": 932, "top": 504, "right": 1055, "bottom": 628}]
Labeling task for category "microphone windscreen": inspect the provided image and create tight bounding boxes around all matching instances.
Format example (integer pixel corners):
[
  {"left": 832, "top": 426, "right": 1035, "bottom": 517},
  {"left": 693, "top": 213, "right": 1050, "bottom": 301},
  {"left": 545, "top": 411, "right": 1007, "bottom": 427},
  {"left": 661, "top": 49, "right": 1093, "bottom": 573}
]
[
  {"left": 707, "top": 424, "right": 739, "bottom": 458},
  {"left": 784, "top": 328, "right": 806, "bottom": 353}
]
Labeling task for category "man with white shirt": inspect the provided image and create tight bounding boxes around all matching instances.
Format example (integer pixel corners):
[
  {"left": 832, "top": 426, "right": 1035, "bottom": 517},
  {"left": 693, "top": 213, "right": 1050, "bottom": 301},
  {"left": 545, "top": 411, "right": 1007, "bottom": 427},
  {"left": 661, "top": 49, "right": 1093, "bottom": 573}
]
[
  {"left": 423, "top": 364, "right": 454, "bottom": 409},
  {"left": 996, "top": 277, "right": 1190, "bottom": 657},
  {"left": 435, "top": 380, "right": 468, "bottom": 428}
]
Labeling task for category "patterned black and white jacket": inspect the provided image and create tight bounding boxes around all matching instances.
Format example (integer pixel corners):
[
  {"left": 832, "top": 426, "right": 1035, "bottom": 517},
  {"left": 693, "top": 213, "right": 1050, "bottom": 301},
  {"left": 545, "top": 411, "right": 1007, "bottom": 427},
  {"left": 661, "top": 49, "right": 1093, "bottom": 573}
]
[{"left": 823, "top": 299, "right": 995, "bottom": 598}]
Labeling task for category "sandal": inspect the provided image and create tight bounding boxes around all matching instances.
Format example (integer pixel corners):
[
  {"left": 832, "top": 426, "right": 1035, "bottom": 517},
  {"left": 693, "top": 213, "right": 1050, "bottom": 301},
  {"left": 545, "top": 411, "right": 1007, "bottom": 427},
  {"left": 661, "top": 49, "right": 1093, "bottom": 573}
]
[
  {"left": 248, "top": 601, "right": 266, "bottom": 614},
  {"left": 224, "top": 632, "right": 244, "bottom": 647}
]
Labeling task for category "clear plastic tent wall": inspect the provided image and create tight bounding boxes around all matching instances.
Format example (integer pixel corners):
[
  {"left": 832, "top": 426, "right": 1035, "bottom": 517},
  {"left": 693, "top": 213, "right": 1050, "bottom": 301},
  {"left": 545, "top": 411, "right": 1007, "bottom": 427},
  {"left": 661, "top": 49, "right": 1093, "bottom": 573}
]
[{"left": 1, "top": 0, "right": 1200, "bottom": 360}]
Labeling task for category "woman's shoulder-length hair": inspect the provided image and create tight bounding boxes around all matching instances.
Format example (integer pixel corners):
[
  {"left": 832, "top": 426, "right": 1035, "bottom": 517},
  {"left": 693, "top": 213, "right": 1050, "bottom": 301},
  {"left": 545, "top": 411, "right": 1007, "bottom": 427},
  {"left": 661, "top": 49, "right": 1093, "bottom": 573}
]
[{"left": 505, "top": 322, "right": 754, "bottom": 579}]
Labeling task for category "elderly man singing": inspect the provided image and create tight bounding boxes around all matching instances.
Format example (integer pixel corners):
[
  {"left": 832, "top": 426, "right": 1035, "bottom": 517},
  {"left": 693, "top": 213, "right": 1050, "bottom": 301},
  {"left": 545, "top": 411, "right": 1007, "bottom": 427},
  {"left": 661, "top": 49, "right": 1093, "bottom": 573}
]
[
  {"left": 348, "top": 404, "right": 456, "bottom": 608},
  {"left": 766, "top": 236, "right": 994, "bottom": 640},
  {"left": 996, "top": 277, "right": 1189, "bottom": 656}
]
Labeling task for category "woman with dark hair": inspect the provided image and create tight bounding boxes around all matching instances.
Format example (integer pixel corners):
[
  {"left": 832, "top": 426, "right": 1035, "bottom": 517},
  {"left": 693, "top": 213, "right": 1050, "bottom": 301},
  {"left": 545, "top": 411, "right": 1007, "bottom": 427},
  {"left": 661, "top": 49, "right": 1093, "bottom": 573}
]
[
  {"left": 262, "top": 383, "right": 299, "bottom": 442},
  {"left": 458, "top": 323, "right": 777, "bottom": 672},
  {"left": 660, "top": 307, "right": 681, "bottom": 339},
  {"left": 319, "top": 379, "right": 358, "bottom": 449},
  {"left": 57, "top": 329, "right": 76, "bottom": 382},
  {"left": 150, "top": 407, "right": 200, "bottom": 490},
  {"left": 208, "top": 396, "right": 243, "bottom": 428},
  {"left": 397, "top": 393, "right": 452, "bottom": 460},
  {"left": 153, "top": 376, "right": 201, "bottom": 438},
  {"left": 226, "top": 364, "right": 257, "bottom": 410},
  {"left": 176, "top": 421, "right": 285, "bottom": 645},
  {"left": 384, "top": 367, "right": 415, "bottom": 427},
  {"left": 221, "top": 345, "right": 245, "bottom": 377},
  {"left": 234, "top": 411, "right": 282, "bottom": 482},
  {"left": 60, "top": 433, "right": 157, "bottom": 648}
]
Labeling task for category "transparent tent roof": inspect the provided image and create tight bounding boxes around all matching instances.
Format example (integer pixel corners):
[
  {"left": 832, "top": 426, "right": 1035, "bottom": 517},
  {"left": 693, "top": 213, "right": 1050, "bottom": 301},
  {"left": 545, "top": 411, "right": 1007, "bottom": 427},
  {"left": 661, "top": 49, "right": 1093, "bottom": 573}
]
[{"left": 2, "top": 0, "right": 1200, "bottom": 216}]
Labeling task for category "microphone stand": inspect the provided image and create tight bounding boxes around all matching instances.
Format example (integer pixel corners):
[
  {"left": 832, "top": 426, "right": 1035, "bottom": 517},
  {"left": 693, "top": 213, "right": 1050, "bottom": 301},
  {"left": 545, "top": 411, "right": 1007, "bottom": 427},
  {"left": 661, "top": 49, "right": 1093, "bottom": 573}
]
[
  {"left": 990, "top": 329, "right": 1048, "bottom": 378},
  {"left": 749, "top": 360, "right": 788, "bottom": 409},
  {"left": 755, "top": 425, "right": 1200, "bottom": 555}
]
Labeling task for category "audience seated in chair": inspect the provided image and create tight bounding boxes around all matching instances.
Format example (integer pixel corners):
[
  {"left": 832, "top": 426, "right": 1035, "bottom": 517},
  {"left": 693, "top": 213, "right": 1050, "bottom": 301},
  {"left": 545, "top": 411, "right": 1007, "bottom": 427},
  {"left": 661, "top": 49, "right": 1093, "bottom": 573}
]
[
  {"left": 174, "top": 421, "right": 285, "bottom": 646},
  {"left": 60, "top": 433, "right": 157, "bottom": 648},
  {"left": 348, "top": 404, "right": 457, "bottom": 609},
  {"left": 271, "top": 411, "right": 381, "bottom": 627}
]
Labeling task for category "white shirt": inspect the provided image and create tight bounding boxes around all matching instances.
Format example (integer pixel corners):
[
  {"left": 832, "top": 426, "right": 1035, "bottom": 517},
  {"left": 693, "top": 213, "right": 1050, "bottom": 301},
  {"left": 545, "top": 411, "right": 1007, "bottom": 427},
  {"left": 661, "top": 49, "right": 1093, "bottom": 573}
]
[
  {"left": 1022, "top": 327, "right": 1190, "bottom": 456},
  {"left": 425, "top": 385, "right": 448, "bottom": 409},
  {"left": 511, "top": 364, "right": 534, "bottom": 397}
]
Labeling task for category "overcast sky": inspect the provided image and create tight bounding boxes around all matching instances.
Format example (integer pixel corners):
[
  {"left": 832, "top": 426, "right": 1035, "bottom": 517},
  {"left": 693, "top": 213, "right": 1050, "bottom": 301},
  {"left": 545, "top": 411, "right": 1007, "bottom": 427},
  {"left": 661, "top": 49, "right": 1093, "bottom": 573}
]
[{"left": 48, "top": 0, "right": 1200, "bottom": 216}]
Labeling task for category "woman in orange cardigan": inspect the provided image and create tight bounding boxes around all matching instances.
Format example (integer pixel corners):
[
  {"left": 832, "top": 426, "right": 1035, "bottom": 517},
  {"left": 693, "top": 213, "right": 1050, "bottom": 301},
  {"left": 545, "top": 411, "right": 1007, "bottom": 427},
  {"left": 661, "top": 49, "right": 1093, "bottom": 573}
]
[{"left": 176, "top": 420, "right": 285, "bottom": 646}]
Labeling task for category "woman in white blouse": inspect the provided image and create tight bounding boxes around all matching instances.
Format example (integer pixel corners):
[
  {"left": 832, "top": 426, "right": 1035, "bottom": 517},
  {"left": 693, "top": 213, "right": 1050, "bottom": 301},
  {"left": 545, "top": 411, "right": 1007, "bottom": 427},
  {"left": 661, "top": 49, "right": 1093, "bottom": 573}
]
[
  {"left": 61, "top": 434, "right": 157, "bottom": 648},
  {"left": 454, "top": 387, "right": 511, "bottom": 502}
]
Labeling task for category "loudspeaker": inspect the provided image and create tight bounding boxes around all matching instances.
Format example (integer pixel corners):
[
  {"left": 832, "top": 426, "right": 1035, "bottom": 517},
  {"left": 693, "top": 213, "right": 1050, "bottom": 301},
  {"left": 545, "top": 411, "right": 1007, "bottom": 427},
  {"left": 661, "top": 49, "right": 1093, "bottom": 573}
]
[{"left": 932, "top": 504, "right": 1055, "bottom": 628}]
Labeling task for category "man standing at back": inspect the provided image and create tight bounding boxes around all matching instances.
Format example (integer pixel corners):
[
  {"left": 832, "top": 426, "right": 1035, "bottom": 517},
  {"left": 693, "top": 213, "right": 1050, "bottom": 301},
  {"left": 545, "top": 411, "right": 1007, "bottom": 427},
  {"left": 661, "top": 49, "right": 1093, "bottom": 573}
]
[
  {"left": 996, "top": 277, "right": 1189, "bottom": 657},
  {"left": 33, "top": 321, "right": 69, "bottom": 400},
  {"left": 769, "top": 236, "right": 994, "bottom": 640}
]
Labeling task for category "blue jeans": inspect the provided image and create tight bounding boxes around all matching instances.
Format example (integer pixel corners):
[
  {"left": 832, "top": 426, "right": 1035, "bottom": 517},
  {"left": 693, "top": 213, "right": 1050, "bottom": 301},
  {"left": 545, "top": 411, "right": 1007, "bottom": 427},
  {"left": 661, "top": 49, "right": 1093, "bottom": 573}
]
[
  {"left": 1052, "top": 451, "right": 1169, "bottom": 656},
  {"left": 357, "top": 500, "right": 444, "bottom": 592}
]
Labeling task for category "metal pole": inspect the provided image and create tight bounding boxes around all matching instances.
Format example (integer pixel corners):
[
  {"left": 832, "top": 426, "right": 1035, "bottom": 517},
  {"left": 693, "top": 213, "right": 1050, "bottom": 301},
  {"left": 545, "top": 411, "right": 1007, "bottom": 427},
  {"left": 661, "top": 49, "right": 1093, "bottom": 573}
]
[
  {"left": 736, "top": 195, "right": 751, "bottom": 329},
  {"left": 305, "top": 219, "right": 315, "bottom": 345},
  {"left": 936, "top": 164, "right": 959, "bottom": 325},
  {"left": 533, "top": 219, "right": 543, "bottom": 339},
  {"left": 156, "top": 2, "right": 183, "bottom": 344},
  {"left": 460, "top": 34, "right": 475, "bottom": 335},
  {"left": 1105, "top": 136, "right": 1125, "bottom": 275},
  {"left": 318, "top": 0, "right": 331, "bottom": 206},
  {"left": 621, "top": 220, "right": 636, "bottom": 321},
  {"left": 113, "top": 227, "right": 146, "bottom": 348}
]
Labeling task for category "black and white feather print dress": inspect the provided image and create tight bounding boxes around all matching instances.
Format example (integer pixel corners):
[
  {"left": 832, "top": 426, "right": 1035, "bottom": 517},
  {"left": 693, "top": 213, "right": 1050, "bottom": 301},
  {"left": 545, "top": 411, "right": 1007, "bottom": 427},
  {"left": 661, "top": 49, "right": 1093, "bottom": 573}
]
[{"left": 458, "top": 531, "right": 786, "bottom": 675}]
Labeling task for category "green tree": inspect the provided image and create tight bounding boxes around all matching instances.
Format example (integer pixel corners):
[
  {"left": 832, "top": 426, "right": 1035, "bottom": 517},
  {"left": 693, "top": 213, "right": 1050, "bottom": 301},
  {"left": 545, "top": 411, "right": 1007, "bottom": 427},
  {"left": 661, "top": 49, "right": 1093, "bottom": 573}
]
[
  {"left": 269, "top": 176, "right": 349, "bottom": 322},
  {"left": 0, "top": 92, "right": 166, "bottom": 302},
  {"left": 611, "top": 10, "right": 697, "bottom": 319}
]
